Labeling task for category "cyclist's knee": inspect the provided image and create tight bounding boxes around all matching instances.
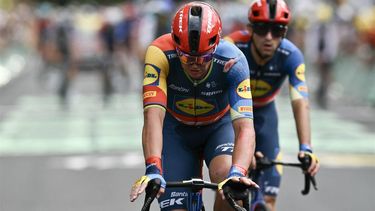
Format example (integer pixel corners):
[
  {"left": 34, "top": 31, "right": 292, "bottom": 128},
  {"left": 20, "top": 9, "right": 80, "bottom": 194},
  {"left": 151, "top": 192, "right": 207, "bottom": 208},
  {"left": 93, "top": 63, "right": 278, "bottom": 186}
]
[
  {"left": 264, "top": 195, "right": 276, "bottom": 211},
  {"left": 208, "top": 155, "right": 231, "bottom": 183}
]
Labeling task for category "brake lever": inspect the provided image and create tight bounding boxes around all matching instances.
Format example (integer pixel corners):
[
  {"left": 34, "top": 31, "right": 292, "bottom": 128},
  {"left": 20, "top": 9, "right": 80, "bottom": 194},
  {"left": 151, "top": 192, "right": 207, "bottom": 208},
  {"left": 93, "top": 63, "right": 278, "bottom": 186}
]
[
  {"left": 298, "top": 154, "right": 318, "bottom": 195},
  {"left": 222, "top": 180, "right": 251, "bottom": 211},
  {"left": 256, "top": 156, "right": 273, "bottom": 170},
  {"left": 141, "top": 179, "right": 161, "bottom": 211}
]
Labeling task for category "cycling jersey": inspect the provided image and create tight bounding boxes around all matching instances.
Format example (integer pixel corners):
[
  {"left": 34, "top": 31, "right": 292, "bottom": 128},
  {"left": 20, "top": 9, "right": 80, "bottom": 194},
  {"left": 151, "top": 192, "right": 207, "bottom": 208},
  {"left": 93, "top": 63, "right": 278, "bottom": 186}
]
[
  {"left": 143, "top": 33, "right": 253, "bottom": 125},
  {"left": 225, "top": 30, "right": 309, "bottom": 197},
  {"left": 225, "top": 30, "right": 308, "bottom": 107}
]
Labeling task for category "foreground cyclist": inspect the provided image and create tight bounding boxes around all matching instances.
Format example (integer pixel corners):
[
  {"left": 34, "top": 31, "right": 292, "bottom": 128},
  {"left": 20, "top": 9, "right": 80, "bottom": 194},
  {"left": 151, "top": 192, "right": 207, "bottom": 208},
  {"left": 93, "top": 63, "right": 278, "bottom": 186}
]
[
  {"left": 225, "top": 0, "right": 320, "bottom": 210},
  {"left": 130, "top": 1, "right": 258, "bottom": 210}
]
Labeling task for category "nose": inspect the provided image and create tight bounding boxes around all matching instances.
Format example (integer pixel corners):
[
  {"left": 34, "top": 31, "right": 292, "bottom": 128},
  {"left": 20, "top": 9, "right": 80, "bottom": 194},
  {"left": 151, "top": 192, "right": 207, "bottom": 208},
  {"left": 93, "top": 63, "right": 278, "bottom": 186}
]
[{"left": 264, "top": 30, "right": 273, "bottom": 40}]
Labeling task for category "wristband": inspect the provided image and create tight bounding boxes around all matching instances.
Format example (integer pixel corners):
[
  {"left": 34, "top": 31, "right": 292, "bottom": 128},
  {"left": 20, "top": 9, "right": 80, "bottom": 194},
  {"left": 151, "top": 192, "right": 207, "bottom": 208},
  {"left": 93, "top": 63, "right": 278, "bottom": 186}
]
[
  {"left": 145, "top": 156, "right": 163, "bottom": 175},
  {"left": 228, "top": 164, "right": 247, "bottom": 178},
  {"left": 299, "top": 144, "right": 313, "bottom": 153}
]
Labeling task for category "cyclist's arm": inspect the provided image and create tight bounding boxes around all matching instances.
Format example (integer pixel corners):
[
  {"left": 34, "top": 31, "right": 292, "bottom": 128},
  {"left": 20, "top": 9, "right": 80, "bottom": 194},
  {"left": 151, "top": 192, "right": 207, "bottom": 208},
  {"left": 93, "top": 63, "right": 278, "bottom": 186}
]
[
  {"left": 142, "top": 107, "right": 165, "bottom": 159},
  {"left": 227, "top": 51, "right": 255, "bottom": 171},
  {"left": 142, "top": 44, "right": 169, "bottom": 161},
  {"left": 232, "top": 118, "right": 255, "bottom": 170},
  {"left": 291, "top": 98, "right": 311, "bottom": 148},
  {"left": 129, "top": 44, "right": 169, "bottom": 203},
  {"left": 286, "top": 50, "right": 319, "bottom": 175}
]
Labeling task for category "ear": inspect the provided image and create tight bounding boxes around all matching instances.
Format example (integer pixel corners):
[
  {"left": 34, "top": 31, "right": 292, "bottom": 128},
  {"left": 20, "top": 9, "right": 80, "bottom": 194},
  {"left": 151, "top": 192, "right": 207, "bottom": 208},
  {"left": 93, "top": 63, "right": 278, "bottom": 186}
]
[
  {"left": 283, "top": 26, "right": 288, "bottom": 38},
  {"left": 247, "top": 23, "right": 253, "bottom": 34}
]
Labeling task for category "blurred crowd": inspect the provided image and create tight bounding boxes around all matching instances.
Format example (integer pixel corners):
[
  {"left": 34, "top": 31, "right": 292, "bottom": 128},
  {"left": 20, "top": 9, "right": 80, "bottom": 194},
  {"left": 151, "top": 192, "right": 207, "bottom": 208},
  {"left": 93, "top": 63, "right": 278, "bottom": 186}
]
[{"left": 0, "top": 0, "right": 374, "bottom": 107}]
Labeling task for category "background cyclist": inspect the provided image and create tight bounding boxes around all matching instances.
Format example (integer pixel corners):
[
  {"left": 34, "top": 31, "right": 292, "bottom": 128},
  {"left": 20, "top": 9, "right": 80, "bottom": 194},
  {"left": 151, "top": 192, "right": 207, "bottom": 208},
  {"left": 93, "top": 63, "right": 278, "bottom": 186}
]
[
  {"left": 225, "top": 0, "right": 320, "bottom": 210},
  {"left": 130, "top": 1, "right": 258, "bottom": 210}
]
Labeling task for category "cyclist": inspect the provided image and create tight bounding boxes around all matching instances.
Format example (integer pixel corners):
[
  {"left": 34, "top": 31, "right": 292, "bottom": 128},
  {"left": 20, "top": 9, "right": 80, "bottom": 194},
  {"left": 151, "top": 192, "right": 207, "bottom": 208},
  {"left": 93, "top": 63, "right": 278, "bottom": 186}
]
[
  {"left": 224, "top": 0, "right": 320, "bottom": 210},
  {"left": 130, "top": 2, "right": 258, "bottom": 210}
]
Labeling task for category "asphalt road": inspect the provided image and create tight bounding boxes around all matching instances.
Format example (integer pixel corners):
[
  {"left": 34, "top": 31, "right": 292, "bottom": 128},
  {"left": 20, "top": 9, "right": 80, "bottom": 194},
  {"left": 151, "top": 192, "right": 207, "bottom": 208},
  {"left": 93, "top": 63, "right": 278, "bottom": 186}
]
[{"left": 0, "top": 154, "right": 374, "bottom": 211}]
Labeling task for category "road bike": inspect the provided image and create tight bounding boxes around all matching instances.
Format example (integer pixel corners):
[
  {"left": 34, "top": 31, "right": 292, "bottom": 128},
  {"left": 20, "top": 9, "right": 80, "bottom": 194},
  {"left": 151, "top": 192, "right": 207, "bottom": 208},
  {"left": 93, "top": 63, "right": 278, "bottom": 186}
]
[
  {"left": 141, "top": 178, "right": 253, "bottom": 211},
  {"left": 249, "top": 154, "right": 318, "bottom": 211},
  {"left": 141, "top": 154, "right": 317, "bottom": 211}
]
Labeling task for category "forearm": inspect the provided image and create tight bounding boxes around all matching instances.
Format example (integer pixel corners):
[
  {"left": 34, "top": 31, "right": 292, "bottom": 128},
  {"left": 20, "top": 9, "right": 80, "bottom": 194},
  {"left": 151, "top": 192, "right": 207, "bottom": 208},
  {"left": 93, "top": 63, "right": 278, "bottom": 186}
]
[
  {"left": 142, "top": 107, "right": 165, "bottom": 159},
  {"left": 232, "top": 118, "right": 256, "bottom": 170},
  {"left": 292, "top": 99, "right": 311, "bottom": 147}
]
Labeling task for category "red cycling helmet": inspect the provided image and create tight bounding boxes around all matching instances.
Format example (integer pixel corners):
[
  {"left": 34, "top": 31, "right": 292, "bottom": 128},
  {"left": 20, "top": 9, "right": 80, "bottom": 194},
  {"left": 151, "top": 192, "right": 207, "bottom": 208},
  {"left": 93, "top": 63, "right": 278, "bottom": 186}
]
[
  {"left": 171, "top": 1, "right": 222, "bottom": 55},
  {"left": 248, "top": 0, "right": 291, "bottom": 25}
]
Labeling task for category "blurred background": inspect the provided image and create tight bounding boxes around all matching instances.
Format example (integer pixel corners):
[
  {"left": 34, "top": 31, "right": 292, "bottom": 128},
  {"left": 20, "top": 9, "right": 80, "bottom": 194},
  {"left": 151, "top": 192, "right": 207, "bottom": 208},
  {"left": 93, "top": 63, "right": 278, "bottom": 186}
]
[{"left": 0, "top": 0, "right": 374, "bottom": 211}]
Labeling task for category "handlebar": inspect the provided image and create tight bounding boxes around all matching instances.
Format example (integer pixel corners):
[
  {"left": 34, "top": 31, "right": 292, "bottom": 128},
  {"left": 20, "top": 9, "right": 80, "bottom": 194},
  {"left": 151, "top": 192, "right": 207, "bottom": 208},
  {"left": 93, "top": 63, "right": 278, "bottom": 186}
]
[
  {"left": 141, "top": 178, "right": 254, "bottom": 211},
  {"left": 255, "top": 155, "right": 318, "bottom": 195}
]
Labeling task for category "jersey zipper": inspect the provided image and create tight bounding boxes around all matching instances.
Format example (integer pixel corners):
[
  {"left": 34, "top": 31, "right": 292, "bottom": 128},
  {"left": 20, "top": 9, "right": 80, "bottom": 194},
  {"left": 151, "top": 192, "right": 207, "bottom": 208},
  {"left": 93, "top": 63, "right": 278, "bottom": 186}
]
[{"left": 193, "top": 80, "right": 198, "bottom": 125}]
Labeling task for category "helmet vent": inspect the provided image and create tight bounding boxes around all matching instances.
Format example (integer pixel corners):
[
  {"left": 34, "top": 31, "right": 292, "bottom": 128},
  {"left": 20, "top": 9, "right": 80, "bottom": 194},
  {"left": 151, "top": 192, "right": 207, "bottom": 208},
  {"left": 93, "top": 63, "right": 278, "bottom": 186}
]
[
  {"left": 188, "top": 6, "right": 203, "bottom": 54},
  {"left": 173, "top": 34, "right": 181, "bottom": 45},
  {"left": 209, "top": 35, "right": 217, "bottom": 46},
  {"left": 189, "top": 30, "right": 200, "bottom": 54},
  {"left": 283, "top": 12, "right": 289, "bottom": 19},
  {"left": 269, "top": 0, "right": 277, "bottom": 19},
  {"left": 191, "top": 6, "right": 202, "bottom": 16}
]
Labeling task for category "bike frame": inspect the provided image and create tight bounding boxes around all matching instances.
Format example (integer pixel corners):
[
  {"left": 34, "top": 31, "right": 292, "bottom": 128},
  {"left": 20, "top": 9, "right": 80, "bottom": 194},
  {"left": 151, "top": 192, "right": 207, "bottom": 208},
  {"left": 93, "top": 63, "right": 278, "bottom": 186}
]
[{"left": 167, "top": 179, "right": 213, "bottom": 211}]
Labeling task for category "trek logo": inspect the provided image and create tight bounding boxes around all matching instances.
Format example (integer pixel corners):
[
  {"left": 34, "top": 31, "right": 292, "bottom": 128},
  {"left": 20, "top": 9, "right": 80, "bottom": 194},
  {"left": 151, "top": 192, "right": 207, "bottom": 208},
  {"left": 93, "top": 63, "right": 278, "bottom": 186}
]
[
  {"left": 216, "top": 143, "right": 234, "bottom": 152},
  {"left": 236, "top": 79, "right": 252, "bottom": 99},
  {"left": 144, "top": 64, "right": 159, "bottom": 85},
  {"left": 207, "top": 8, "right": 213, "bottom": 33},
  {"left": 160, "top": 198, "right": 185, "bottom": 208},
  {"left": 213, "top": 58, "right": 226, "bottom": 65},
  {"left": 265, "top": 186, "right": 279, "bottom": 195},
  {"left": 178, "top": 10, "right": 183, "bottom": 32},
  {"left": 176, "top": 98, "right": 214, "bottom": 115}
]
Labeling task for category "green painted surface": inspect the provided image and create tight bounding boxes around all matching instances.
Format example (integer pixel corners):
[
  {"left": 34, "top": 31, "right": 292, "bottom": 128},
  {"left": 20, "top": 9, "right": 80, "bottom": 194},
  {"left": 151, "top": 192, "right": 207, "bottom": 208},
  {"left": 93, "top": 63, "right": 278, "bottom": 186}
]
[{"left": 0, "top": 93, "right": 374, "bottom": 156}]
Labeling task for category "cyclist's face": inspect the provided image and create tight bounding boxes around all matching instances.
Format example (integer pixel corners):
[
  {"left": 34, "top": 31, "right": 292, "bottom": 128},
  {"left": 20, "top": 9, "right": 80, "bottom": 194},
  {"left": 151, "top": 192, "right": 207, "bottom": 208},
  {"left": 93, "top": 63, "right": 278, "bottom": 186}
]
[
  {"left": 177, "top": 47, "right": 215, "bottom": 80},
  {"left": 250, "top": 23, "right": 287, "bottom": 59}
]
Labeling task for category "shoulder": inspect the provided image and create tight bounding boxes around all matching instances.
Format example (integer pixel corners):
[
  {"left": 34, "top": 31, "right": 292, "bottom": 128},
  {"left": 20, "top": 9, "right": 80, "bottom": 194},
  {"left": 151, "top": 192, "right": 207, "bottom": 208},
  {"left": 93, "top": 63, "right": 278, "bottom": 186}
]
[
  {"left": 224, "top": 30, "right": 251, "bottom": 44},
  {"left": 278, "top": 38, "right": 303, "bottom": 57},
  {"left": 150, "top": 33, "right": 175, "bottom": 52},
  {"left": 215, "top": 39, "right": 245, "bottom": 59}
]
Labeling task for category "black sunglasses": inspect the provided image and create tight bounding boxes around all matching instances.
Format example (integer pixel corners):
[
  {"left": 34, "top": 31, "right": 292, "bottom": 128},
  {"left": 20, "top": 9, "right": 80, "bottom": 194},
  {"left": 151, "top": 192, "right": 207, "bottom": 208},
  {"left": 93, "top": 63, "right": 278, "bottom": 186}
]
[{"left": 251, "top": 23, "right": 288, "bottom": 38}]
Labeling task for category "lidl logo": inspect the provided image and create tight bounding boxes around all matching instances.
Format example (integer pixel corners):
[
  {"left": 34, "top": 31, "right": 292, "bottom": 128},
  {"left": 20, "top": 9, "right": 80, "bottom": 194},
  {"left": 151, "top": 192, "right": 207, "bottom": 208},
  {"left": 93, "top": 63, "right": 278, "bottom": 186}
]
[
  {"left": 144, "top": 65, "right": 159, "bottom": 85},
  {"left": 295, "top": 64, "right": 305, "bottom": 82},
  {"left": 176, "top": 98, "right": 214, "bottom": 115},
  {"left": 144, "top": 91, "right": 157, "bottom": 99},
  {"left": 236, "top": 79, "right": 252, "bottom": 99},
  {"left": 250, "top": 80, "right": 271, "bottom": 97}
]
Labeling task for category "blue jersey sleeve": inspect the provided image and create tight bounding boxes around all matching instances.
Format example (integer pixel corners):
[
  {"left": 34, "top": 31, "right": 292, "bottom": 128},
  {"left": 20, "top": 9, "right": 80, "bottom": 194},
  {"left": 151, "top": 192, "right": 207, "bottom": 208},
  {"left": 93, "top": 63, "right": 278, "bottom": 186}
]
[
  {"left": 284, "top": 48, "right": 309, "bottom": 100},
  {"left": 226, "top": 52, "right": 254, "bottom": 120}
]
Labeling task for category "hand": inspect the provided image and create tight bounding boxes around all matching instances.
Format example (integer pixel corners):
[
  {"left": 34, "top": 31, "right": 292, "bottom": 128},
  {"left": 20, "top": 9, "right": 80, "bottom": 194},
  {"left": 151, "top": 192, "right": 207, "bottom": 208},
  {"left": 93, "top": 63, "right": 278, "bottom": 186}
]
[
  {"left": 129, "top": 174, "right": 166, "bottom": 202},
  {"left": 218, "top": 165, "right": 259, "bottom": 200},
  {"left": 218, "top": 176, "right": 259, "bottom": 200},
  {"left": 298, "top": 151, "right": 320, "bottom": 176},
  {"left": 250, "top": 151, "right": 264, "bottom": 170}
]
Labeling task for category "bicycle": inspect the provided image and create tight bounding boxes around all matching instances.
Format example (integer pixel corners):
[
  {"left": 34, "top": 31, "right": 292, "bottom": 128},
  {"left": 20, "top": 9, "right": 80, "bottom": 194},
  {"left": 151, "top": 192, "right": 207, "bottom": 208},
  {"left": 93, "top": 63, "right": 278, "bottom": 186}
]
[
  {"left": 249, "top": 154, "right": 318, "bottom": 211},
  {"left": 140, "top": 154, "right": 318, "bottom": 211},
  {"left": 141, "top": 178, "right": 254, "bottom": 211}
]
